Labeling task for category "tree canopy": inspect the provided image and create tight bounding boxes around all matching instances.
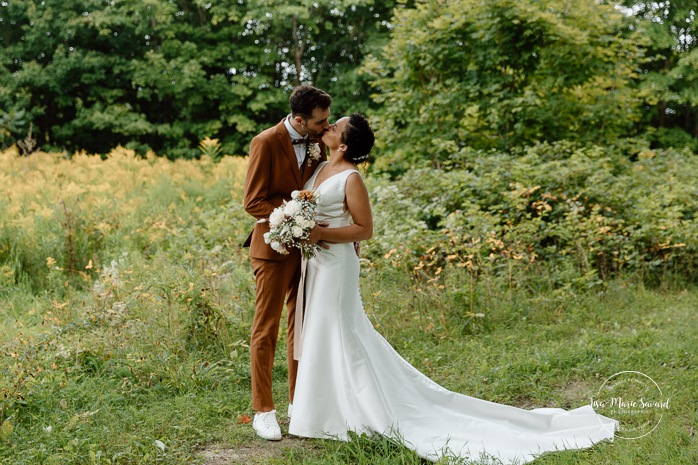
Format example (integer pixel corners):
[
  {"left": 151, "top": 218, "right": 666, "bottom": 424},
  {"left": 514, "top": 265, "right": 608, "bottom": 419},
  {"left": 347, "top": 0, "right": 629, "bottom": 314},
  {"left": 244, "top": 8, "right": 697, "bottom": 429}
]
[
  {"left": 0, "top": 0, "right": 695, "bottom": 160},
  {"left": 0, "top": 0, "right": 399, "bottom": 157},
  {"left": 620, "top": 0, "right": 697, "bottom": 146},
  {"left": 363, "top": 0, "right": 648, "bottom": 170}
]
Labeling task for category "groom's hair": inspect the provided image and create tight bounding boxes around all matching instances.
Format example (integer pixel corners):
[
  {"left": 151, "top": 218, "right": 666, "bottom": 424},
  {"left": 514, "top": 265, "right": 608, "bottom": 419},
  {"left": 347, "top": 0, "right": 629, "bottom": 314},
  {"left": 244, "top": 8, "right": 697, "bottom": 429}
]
[
  {"left": 342, "top": 113, "right": 375, "bottom": 165},
  {"left": 290, "top": 86, "right": 332, "bottom": 120}
]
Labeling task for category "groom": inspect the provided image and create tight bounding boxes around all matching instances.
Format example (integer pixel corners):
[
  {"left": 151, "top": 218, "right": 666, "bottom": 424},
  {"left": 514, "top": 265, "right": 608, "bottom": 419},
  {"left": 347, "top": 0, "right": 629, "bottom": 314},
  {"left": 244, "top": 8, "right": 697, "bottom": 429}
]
[{"left": 243, "top": 85, "right": 331, "bottom": 440}]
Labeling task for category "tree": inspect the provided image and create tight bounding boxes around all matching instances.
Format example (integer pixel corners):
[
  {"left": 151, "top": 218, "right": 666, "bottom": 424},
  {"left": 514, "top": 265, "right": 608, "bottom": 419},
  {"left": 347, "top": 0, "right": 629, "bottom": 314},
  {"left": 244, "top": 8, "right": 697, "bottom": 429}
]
[
  {"left": 362, "top": 0, "right": 645, "bottom": 171},
  {"left": 240, "top": 0, "right": 403, "bottom": 117},
  {"left": 0, "top": 0, "right": 397, "bottom": 156},
  {"left": 620, "top": 0, "right": 698, "bottom": 144},
  {"left": 0, "top": 0, "right": 298, "bottom": 157}
]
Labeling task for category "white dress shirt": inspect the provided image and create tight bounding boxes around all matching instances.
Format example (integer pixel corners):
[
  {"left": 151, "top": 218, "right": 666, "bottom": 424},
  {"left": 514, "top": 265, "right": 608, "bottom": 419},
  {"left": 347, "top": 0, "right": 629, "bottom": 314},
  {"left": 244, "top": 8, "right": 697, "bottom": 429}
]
[{"left": 284, "top": 115, "right": 307, "bottom": 168}]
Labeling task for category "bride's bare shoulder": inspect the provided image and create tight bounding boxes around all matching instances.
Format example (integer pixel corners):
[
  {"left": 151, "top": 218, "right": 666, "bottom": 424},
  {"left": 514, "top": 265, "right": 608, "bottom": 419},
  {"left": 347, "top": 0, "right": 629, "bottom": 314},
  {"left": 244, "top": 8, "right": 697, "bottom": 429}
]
[{"left": 345, "top": 170, "right": 368, "bottom": 197}]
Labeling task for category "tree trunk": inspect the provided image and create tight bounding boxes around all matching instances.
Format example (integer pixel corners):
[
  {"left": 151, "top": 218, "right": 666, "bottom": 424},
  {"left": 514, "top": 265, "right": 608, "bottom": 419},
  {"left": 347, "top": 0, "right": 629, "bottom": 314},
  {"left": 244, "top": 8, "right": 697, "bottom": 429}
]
[
  {"left": 292, "top": 15, "right": 304, "bottom": 86},
  {"left": 685, "top": 104, "right": 696, "bottom": 137},
  {"left": 658, "top": 100, "right": 666, "bottom": 127}
]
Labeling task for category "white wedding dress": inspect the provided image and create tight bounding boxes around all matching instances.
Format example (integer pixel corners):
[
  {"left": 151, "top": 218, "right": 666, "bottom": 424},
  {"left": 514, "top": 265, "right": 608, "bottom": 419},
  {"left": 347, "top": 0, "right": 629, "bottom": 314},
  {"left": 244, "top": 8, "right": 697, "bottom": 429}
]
[{"left": 289, "top": 163, "right": 617, "bottom": 463}]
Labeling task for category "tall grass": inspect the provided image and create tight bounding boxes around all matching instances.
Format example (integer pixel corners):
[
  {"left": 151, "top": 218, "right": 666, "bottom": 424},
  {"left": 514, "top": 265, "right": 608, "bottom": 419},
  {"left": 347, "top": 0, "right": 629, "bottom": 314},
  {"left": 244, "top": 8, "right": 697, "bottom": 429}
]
[{"left": 1, "top": 148, "right": 696, "bottom": 464}]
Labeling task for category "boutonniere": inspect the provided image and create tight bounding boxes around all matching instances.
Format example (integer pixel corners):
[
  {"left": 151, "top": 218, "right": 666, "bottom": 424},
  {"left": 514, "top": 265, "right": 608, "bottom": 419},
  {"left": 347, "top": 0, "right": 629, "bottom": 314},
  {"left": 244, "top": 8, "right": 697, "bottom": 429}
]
[{"left": 307, "top": 143, "right": 321, "bottom": 166}]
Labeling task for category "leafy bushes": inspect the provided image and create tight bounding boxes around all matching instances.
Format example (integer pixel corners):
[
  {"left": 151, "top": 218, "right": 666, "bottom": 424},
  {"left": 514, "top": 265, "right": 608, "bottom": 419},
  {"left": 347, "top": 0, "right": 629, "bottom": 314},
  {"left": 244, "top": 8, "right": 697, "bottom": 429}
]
[
  {"left": 0, "top": 147, "right": 248, "bottom": 292},
  {"left": 365, "top": 142, "right": 698, "bottom": 289},
  {"left": 2, "top": 142, "right": 696, "bottom": 304}
]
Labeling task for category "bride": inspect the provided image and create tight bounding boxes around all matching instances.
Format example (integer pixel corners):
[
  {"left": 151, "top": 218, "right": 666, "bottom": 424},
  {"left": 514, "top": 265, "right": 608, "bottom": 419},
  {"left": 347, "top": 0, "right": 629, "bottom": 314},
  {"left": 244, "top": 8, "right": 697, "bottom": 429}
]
[{"left": 288, "top": 114, "right": 617, "bottom": 463}]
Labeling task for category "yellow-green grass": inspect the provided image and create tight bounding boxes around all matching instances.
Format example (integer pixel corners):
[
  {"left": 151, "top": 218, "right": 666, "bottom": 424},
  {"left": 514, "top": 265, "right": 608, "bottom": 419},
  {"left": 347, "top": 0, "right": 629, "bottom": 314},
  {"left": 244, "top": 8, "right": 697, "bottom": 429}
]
[{"left": 1, "top": 148, "right": 695, "bottom": 464}]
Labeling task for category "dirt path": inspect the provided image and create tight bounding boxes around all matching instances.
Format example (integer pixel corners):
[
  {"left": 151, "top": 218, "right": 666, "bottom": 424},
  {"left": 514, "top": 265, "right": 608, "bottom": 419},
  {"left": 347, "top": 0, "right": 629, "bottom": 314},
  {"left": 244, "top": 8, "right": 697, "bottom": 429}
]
[{"left": 199, "top": 437, "right": 309, "bottom": 465}]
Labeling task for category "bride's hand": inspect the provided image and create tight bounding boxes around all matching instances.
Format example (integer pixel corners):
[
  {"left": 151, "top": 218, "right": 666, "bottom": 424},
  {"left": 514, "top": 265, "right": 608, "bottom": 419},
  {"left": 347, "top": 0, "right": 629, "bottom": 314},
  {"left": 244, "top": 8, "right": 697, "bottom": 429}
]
[{"left": 309, "top": 221, "right": 331, "bottom": 249}]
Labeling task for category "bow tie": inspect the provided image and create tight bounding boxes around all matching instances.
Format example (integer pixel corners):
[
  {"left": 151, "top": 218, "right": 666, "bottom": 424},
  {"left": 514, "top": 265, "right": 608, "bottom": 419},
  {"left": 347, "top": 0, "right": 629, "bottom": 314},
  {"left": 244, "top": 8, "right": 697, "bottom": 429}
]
[{"left": 291, "top": 138, "right": 307, "bottom": 145}]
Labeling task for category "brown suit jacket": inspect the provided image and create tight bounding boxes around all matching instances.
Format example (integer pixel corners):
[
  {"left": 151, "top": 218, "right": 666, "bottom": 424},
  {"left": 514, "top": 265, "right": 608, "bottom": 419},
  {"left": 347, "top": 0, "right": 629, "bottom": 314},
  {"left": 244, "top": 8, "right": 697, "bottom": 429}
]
[{"left": 243, "top": 119, "right": 327, "bottom": 260}]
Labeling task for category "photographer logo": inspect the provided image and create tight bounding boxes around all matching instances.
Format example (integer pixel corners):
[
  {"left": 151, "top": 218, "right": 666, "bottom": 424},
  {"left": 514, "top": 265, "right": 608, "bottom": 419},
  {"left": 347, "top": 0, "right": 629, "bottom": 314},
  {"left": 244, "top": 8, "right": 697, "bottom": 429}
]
[{"left": 591, "top": 371, "right": 669, "bottom": 440}]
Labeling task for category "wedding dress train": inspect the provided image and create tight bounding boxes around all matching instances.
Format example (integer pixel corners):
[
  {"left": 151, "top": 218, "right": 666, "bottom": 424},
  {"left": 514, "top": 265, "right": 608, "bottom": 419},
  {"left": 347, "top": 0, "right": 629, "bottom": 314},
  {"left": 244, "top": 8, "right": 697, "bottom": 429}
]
[{"left": 289, "top": 163, "right": 616, "bottom": 463}]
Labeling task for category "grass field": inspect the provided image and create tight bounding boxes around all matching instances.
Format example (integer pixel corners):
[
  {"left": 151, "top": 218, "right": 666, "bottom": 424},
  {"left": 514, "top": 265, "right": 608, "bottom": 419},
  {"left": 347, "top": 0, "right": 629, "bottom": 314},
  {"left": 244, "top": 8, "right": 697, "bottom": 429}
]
[{"left": 1, "top": 149, "right": 696, "bottom": 464}]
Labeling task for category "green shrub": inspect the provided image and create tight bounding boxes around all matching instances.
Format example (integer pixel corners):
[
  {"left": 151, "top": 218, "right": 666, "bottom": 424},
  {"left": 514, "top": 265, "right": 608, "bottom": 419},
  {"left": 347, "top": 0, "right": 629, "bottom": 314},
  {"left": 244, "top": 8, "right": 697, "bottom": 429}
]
[{"left": 367, "top": 142, "right": 698, "bottom": 289}]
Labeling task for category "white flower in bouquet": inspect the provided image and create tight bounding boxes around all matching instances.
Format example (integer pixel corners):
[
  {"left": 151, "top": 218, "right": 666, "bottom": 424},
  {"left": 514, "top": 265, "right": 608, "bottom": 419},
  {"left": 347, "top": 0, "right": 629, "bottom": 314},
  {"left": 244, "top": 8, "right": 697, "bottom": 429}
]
[
  {"left": 270, "top": 241, "right": 287, "bottom": 254},
  {"left": 292, "top": 225, "right": 304, "bottom": 237},
  {"left": 269, "top": 209, "right": 285, "bottom": 227},
  {"left": 284, "top": 200, "right": 301, "bottom": 216},
  {"left": 291, "top": 190, "right": 300, "bottom": 200}
]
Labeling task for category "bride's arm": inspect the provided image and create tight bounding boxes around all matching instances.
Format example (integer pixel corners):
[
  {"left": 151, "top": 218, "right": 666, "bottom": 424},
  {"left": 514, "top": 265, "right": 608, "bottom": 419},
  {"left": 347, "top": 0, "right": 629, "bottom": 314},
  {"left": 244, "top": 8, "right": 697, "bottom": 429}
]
[{"left": 309, "top": 172, "right": 373, "bottom": 244}]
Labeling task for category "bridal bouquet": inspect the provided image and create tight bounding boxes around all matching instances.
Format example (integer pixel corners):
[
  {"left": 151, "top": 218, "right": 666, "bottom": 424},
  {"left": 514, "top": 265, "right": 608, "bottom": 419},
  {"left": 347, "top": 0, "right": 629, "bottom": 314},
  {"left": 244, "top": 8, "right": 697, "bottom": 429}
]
[{"left": 263, "top": 189, "right": 320, "bottom": 259}]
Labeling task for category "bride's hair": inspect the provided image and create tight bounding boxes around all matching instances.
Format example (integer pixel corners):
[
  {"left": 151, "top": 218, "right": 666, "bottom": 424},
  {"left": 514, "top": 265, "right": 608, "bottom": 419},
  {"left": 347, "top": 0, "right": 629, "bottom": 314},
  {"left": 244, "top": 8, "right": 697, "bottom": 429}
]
[{"left": 341, "top": 113, "right": 375, "bottom": 165}]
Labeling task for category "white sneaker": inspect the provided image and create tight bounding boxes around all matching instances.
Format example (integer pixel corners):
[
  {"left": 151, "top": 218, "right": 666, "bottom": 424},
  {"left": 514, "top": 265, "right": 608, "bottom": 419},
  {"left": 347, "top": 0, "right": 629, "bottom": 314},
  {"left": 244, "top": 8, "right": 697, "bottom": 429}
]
[
  {"left": 287, "top": 403, "right": 293, "bottom": 419},
  {"left": 253, "top": 410, "right": 282, "bottom": 441}
]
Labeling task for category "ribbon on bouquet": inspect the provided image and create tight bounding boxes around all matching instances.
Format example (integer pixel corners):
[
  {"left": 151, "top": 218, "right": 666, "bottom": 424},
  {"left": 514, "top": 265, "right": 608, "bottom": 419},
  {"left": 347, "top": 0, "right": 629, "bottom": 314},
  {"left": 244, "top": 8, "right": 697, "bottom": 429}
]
[{"left": 293, "top": 257, "right": 308, "bottom": 361}]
